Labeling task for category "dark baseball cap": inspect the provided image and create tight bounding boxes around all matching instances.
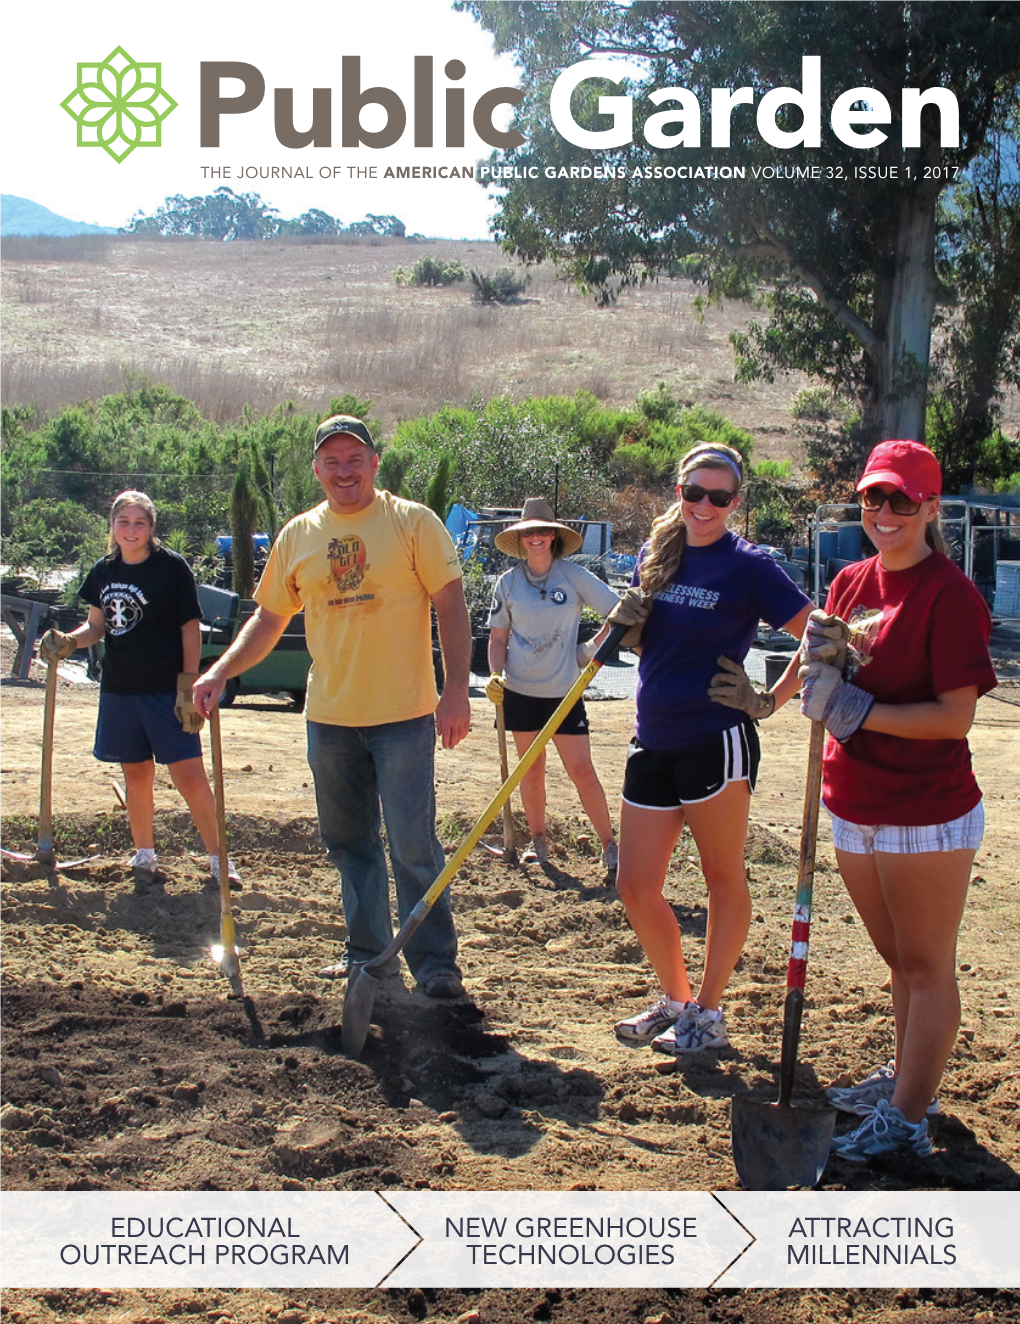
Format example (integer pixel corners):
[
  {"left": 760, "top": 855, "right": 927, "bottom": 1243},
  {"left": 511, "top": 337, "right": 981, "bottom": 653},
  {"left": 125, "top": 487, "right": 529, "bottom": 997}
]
[{"left": 313, "top": 414, "right": 375, "bottom": 455}]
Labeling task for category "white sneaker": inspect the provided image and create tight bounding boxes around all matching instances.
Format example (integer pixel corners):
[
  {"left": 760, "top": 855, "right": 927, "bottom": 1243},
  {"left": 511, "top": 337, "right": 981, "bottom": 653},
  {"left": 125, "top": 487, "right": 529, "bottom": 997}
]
[
  {"left": 129, "top": 848, "right": 157, "bottom": 871},
  {"left": 210, "top": 854, "right": 243, "bottom": 891},
  {"left": 601, "top": 839, "right": 619, "bottom": 872},
  {"left": 614, "top": 995, "right": 684, "bottom": 1046},
  {"left": 652, "top": 1002, "right": 729, "bottom": 1054}
]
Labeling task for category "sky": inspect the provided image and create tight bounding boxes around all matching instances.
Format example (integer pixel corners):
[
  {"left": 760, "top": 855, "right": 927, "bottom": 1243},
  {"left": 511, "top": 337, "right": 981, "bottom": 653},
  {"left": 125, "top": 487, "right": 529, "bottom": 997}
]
[{"left": 1, "top": 0, "right": 523, "bottom": 239}]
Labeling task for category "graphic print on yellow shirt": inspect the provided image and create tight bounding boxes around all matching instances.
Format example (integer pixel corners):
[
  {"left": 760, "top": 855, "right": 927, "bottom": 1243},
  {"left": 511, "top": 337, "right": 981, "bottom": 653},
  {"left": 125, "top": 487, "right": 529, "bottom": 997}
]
[{"left": 255, "top": 492, "right": 461, "bottom": 726}]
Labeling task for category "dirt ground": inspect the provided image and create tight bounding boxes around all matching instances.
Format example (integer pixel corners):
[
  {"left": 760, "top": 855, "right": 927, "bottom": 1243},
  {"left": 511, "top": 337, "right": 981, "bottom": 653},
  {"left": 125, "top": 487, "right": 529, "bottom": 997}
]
[{"left": 1, "top": 667, "right": 1018, "bottom": 1324}]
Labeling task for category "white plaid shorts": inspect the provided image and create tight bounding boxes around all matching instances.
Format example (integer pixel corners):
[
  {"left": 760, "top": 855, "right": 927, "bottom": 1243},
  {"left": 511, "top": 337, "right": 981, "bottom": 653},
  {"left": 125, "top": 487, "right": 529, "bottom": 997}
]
[{"left": 828, "top": 802, "right": 985, "bottom": 855}]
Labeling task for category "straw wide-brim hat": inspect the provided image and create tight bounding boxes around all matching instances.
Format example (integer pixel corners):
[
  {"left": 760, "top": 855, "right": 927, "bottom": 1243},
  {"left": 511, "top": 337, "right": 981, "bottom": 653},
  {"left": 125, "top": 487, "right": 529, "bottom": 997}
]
[{"left": 494, "top": 498, "right": 584, "bottom": 558}]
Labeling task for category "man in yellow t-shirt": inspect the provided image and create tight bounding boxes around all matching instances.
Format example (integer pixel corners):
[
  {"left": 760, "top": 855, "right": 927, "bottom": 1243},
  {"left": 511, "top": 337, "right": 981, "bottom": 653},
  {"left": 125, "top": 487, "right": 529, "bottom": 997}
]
[{"left": 194, "top": 415, "right": 471, "bottom": 999}]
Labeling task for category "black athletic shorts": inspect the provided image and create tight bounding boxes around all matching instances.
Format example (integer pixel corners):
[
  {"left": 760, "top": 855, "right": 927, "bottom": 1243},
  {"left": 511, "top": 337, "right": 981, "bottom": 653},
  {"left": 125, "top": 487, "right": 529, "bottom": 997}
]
[
  {"left": 622, "top": 719, "right": 760, "bottom": 809},
  {"left": 501, "top": 687, "right": 590, "bottom": 736}
]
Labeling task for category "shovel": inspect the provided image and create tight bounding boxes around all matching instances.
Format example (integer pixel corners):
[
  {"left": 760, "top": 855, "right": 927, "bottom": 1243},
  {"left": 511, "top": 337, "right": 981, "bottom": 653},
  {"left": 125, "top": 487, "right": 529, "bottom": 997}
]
[
  {"left": 208, "top": 705, "right": 245, "bottom": 1000},
  {"left": 341, "top": 622, "right": 628, "bottom": 1056},
  {"left": 1, "top": 660, "right": 97, "bottom": 870},
  {"left": 730, "top": 719, "right": 836, "bottom": 1189},
  {"left": 480, "top": 703, "right": 518, "bottom": 864}
]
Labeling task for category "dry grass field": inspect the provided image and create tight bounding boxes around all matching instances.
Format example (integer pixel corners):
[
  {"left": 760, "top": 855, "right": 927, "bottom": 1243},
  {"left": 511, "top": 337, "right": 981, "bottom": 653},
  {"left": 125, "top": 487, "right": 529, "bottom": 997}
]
[{"left": 2, "top": 234, "right": 822, "bottom": 459}]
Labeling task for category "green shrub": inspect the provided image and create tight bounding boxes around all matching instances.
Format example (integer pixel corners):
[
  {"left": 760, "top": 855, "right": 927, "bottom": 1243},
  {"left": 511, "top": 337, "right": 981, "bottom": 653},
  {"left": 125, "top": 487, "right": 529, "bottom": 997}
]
[
  {"left": 610, "top": 405, "right": 755, "bottom": 485},
  {"left": 395, "top": 256, "right": 465, "bottom": 287},
  {"left": 791, "top": 386, "right": 848, "bottom": 422},
  {"left": 469, "top": 267, "right": 529, "bottom": 303}
]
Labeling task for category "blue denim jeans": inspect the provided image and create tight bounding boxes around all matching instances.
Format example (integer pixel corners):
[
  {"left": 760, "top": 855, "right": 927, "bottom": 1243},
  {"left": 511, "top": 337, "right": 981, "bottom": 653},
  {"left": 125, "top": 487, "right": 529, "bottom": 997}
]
[{"left": 306, "top": 715, "right": 459, "bottom": 985}]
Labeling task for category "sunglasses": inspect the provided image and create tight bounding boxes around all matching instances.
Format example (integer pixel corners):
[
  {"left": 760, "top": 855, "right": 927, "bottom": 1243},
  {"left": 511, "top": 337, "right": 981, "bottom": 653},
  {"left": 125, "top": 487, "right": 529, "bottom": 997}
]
[
  {"left": 857, "top": 486, "right": 923, "bottom": 516},
  {"left": 679, "top": 483, "right": 737, "bottom": 508}
]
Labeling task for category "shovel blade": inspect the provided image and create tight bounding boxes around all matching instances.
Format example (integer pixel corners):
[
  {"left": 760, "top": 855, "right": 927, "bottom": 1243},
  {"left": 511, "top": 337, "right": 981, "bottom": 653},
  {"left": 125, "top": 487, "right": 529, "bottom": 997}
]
[
  {"left": 731, "top": 1094, "right": 836, "bottom": 1190},
  {"left": 341, "top": 965, "right": 380, "bottom": 1057}
]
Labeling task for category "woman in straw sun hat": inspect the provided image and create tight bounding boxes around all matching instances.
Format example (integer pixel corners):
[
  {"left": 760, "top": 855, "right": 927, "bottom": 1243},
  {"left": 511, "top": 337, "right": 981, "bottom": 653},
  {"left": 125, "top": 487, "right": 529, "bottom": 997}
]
[
  {"left": 486, "top": 498, "right": 623, "bottom": 869},
  {"left": 798, "top": 440, "right": 996, "bottom": 1163}
]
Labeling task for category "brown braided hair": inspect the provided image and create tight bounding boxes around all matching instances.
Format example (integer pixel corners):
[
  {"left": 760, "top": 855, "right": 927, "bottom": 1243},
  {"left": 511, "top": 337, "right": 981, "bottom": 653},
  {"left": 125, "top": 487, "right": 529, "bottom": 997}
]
[{"left": 638, "top": 444, "right": 744, "bottom": 597}]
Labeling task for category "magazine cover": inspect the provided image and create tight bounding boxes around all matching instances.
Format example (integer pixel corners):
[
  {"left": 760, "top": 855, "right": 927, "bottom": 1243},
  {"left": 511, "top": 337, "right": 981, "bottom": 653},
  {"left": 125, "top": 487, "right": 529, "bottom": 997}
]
[{"left": 2, "top": 2, "right": 1018, "bottom": 1321}]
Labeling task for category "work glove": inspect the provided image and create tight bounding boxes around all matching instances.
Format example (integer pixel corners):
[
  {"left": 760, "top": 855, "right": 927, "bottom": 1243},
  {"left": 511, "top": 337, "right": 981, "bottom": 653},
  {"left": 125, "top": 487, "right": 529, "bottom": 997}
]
[
  {"left": 800, "top": 610, "right": 851, "bottom": 672},
  {"left": 799, "top": 661, "right": 874, "bottom": 742},
  {"left": 607, "top": 587, "right": 652, "bottom": 649},
  {"left": 485, "top": 672, "right": 506, "bottom": 705},
  {"left": 708, "top": 656, "right": 776, "bottom": 720},
  {"left": 174, "top": 672, "right": 205, "bottom": 734},
  {"left": 38, "top": 629, "right": 77, "bottom": 664}
]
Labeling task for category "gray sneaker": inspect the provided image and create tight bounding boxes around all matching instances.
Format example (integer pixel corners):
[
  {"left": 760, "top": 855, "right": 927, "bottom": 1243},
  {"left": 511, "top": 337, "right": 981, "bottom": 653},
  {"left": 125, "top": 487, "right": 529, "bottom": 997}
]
[
  {"left": 614, "top": 995, "right": 684, "bottom": 1046},
  {"left": 826, "top": 1060, "right": 940, "bottom": 1116},
  {"left": 829, "top": 1098, "right": 932, "bottom": 1161},
  {"left": 130, "top": 847, "right": 157, "bottom": 871},
  {"left": 652, "top": 1002, "right": 729, "bottom": 1054},
  {"left": 521, "top": 834, "right": 550, "bottom": 864}
]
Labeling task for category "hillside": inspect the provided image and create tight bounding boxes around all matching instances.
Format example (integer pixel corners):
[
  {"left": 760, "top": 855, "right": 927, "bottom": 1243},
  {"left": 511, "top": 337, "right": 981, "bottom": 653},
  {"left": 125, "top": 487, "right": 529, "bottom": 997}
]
[{"left": 0, "top": 194, "right": 117, "bottom": 238}]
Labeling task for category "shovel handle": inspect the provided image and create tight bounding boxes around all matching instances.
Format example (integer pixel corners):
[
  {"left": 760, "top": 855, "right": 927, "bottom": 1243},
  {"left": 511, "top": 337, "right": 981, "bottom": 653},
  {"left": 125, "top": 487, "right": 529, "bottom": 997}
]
[
  {"left": 778, "top": 719, "right": 825, "bottom": 1107},
  {"left": 37, "top": 662, "right": 59, "bottom": 862},
  {"left": 496, "top": 705, "right": 517, "bottom": 860},
  {"left": 362, "top": 623, "right": 628, "bottom": 976},
  {"left": 208, "top": 707, "right": 233, "bottom": 919}
]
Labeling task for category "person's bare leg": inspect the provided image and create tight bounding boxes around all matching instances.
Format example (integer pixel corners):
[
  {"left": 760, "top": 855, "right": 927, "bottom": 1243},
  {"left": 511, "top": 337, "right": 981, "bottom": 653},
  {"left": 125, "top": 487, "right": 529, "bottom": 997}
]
[
  {"left": 875, "top": 850, "right": 974, "bottom": 1122},
  {"left": 683, "top": 779, "right": 752, "bottom": 1010},
  {"left": 511, "top": 729, "right": 547, "bottom": 840},
  {"left": 615, "top": 799, "right": 690, "bottom": 1001},
  {"left": 121, "top": 759, "right": 156, "bottom": 850},
  {"left": 835, "top": 849, "right": 909, "bottom": 1070},
  {"left": 552, "top": 732, "right": 615, "bottom": 846},
  {"left": 168, "top": 756, "right": 219, "bottom": 853}
]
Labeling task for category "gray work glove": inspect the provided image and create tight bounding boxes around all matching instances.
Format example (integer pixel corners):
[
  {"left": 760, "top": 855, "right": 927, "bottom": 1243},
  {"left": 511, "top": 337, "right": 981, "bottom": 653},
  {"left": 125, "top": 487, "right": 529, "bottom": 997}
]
[
  {"left": 799, "top": 661, "right": 874, "bottom": 742},
  {"left": 174, "top": 672, "right": 205, "bottom": 734},
  {"left": 607, "top": 587, "right": 652, "bottom": 649},
  {"left": 708, "top": 656, "right": 776, "bottom": 719},
  {"left": 38, "top": 629, "right": 77, "bottom": 664},
  {"left": 800, "top": 609, "right": 851, "bottom": 672},
  {"left": 485, "top": 672, "right": 505, "bottom": 705}
]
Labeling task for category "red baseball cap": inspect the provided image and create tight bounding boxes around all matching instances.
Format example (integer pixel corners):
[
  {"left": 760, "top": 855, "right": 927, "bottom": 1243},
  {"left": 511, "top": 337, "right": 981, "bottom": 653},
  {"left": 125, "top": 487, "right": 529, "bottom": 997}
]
[{"left": 856, "top": 440, "right": 942, "bottom": 503}]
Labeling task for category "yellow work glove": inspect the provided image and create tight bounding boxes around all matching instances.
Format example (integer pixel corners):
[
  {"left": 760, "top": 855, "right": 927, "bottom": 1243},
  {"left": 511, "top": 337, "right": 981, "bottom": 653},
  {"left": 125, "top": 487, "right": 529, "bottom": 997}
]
[
  {"left": 174, "top": 672, "right": 205, "bottom": 734},
  {"left": 485, "top": 672, "right": 506, "bottom": 705},
  {"left": 38, "top": 629, "right": 78, "bottom": 664}
]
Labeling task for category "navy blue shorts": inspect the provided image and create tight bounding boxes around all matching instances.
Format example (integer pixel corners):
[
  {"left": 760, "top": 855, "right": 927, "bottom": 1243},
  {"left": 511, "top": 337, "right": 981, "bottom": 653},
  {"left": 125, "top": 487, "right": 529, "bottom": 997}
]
[
  {"left": 622, "top": 720, "right": 760, "bottom": 809},
  {"left": 94, "top": 690, "right": 202, "bottom": 766},
  {"left": 501, "top": 687, "right": 590, "bottom": 736}
]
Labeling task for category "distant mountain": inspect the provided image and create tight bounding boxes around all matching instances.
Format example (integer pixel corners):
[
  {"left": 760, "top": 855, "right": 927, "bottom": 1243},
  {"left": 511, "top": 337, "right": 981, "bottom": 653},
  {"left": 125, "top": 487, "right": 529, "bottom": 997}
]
[{"left": 1, "top": 195, "right": 118, "bottom": 237}]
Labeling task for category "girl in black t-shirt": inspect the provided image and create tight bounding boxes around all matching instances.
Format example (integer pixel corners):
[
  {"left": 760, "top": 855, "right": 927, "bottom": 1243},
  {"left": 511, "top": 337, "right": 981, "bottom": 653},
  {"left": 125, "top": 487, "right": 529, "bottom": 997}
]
[{"left": 37, "top": 491, "right": 239, "bottom": 889}]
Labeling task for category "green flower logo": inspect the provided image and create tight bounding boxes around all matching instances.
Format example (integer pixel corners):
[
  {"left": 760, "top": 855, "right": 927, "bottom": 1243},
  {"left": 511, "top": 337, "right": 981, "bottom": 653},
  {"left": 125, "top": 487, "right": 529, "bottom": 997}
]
[{"left": 61, "top": 46, "right": 177, "bottom": 163}]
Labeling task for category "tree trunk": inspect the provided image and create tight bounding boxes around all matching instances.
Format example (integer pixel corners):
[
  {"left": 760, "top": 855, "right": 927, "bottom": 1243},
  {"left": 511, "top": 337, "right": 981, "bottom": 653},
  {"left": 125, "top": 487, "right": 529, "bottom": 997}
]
[{"left": 860, "top": 187, "right": 939, "bottom": 453}]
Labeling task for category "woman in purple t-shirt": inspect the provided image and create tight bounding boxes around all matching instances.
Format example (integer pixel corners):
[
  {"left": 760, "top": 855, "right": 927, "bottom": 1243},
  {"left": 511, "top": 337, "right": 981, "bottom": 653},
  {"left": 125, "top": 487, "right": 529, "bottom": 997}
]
[{"left": 613, "top": 444, "right": 812, "bottom": 1056}]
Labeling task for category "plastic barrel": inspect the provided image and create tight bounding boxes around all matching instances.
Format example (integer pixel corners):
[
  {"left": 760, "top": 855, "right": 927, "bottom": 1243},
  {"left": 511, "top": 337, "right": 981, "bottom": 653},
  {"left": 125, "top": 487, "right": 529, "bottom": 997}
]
[
  {"left": 993, "top": 562, "right": 1020, "bottom": 618},
  {"left": 837, "top": 523, "right": 864, "bottom": 560},
  {"left": 818, "top": 530, "right": 838, "bottom": 562}
]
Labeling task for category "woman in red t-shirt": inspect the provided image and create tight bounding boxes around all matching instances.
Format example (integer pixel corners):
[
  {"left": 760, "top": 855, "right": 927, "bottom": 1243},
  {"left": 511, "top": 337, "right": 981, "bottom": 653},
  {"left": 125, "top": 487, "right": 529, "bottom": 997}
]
[{"left": 799, "top": 441, "right": 996, "bottom": 1163}]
